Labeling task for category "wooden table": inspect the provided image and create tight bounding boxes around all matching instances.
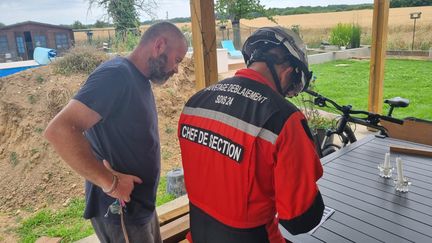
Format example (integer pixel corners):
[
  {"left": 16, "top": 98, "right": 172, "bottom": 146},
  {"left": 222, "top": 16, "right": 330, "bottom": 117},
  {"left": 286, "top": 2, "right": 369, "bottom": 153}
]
[{"left": 282, "top": 135, "right": 432, "bottom": 243}]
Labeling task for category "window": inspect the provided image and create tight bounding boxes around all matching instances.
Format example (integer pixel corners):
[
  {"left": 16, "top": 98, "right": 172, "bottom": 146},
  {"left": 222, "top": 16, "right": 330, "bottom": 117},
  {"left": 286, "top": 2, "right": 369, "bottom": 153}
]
[
  {"left": 16, "top": 36, "right": 25, "bottom": 54},
  {"left": 55, "top": 33, "right": 69, "bottom": 49},
  {"left": 0, "top": 35, "right": 8, "bottom": 53},
  {"left": 34, "top": 34, "right": 47, "bottom": 47}
]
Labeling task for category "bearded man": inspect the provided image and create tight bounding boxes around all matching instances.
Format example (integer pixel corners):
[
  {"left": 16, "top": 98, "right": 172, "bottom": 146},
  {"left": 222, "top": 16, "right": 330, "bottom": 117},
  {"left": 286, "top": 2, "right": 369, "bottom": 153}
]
[{"left": 44, "top": 22, "right": 187, "bottom": 242}]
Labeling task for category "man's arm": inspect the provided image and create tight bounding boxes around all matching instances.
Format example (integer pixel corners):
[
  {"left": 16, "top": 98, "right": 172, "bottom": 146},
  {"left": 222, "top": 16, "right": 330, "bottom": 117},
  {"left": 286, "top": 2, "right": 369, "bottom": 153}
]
[
  {"left": 274, "top": 112, "right": 324, "bottom": 235},
  {"left": 44, "top": 99, "right": 142, "bottom": 202}
]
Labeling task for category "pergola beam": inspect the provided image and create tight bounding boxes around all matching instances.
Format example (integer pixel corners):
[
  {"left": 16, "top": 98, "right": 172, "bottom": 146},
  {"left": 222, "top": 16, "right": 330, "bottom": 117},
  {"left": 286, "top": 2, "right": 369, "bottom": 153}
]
[
  {"left": 368, "top": 0, "right": 390, "bottom": 114},
  {"left": 190, "top": 0, "right": 218, "bottom": 90}
]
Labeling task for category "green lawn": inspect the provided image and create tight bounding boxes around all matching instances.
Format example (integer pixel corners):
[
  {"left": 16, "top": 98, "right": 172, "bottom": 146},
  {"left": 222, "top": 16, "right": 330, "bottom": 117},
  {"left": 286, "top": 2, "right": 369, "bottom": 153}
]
[
  {"left": 17, "top": 198, "right": 93, "bottom": 243},
  {"left": 17, "top": 176, "right": 176, "bottom": 243},
  {"left": 299, "top": 59, "right": 432, "bottom": 120}
]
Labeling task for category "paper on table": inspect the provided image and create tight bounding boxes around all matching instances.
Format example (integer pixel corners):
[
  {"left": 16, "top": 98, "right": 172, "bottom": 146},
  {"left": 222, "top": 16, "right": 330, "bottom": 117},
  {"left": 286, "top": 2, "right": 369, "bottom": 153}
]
[{"left": 308, "top": 206, "right": 335, "bottom": 234}]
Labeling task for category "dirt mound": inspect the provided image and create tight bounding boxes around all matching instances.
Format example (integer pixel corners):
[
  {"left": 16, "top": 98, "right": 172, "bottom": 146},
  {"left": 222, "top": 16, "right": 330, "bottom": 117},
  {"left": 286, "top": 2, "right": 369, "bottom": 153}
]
[
  {"left": 153, "top": 57, "right": 196, "bottom": 172},
  {"left": 0, "top": 57, "right": 196, "bottom": 215}
]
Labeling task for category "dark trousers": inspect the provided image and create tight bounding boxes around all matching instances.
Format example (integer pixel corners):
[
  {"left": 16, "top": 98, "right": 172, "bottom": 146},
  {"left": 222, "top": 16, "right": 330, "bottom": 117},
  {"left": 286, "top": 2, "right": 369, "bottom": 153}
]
[
  {"left": 90, "top": 212, "right": 162, "bottom": 243},
  {"left": 189, "top": 203, "right": 270, "bottom": 243}
]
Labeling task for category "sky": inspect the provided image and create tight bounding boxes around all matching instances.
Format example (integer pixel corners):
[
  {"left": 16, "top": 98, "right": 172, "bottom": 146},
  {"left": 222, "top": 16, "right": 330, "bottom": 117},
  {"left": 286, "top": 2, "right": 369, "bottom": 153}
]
[{"left": 0, "top": 0, "right": 374, "bottom": 26}]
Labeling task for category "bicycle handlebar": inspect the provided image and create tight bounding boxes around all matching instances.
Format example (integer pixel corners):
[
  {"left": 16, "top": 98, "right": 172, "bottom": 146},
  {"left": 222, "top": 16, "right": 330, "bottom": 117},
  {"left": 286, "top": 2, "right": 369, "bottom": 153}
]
[{"left": 304, "top": 89, "right": 404, "bottom": 128}]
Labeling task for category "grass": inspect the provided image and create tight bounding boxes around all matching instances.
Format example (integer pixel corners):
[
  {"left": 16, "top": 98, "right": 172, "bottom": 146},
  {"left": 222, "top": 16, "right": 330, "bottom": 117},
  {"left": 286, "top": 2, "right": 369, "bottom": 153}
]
[
  {"left": 34, "top": 127, "right": 44, "bottom": 134},
  {"left": 300, "top": 59, "right": 432, "bottom": 120},
  {"left": 17, "top": 198, "right": 93, "bottom": 243},
  {"left": 17, "top": 176, "right": 176, "bottom": 242},
  {"left": 156, "top": 176, "right": 177, "bottom": 206},
  {"left": 30, "top": 148, "right": 39, "bottom": 155},
  {"left": 162, "top": 149, "right": 173, "bottom": 160},
  {"left": 35, "top": 75, "right": 45, "bottom": 84},
  {"left": 27, "top": 94, "right": 37, "bottom": 104},
  {"left": 9, "top": 152, "right": 19, "bottom": 167},
  {"left": 165, "top": 126, "right": 175, "bottom": 134}
]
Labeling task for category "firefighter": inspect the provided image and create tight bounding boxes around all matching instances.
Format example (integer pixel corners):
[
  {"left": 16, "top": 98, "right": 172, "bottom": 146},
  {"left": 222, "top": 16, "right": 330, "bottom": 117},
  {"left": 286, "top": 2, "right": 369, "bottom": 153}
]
[{"left": 178, "top": 26, "right": 324, "bottom": 243}]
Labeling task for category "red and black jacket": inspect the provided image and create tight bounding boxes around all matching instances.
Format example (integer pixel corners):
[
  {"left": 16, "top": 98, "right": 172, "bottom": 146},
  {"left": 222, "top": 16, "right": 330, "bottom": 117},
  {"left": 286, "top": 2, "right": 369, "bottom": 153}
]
[{"left": 178, "top": 69, "right": 324, "bottom": 243}]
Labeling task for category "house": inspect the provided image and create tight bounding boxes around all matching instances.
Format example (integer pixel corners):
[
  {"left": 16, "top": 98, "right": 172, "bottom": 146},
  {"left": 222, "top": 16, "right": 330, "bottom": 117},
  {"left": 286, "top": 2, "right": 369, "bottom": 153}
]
[{"left": 0, "top": 21, "right": 74, "bottom": 62}]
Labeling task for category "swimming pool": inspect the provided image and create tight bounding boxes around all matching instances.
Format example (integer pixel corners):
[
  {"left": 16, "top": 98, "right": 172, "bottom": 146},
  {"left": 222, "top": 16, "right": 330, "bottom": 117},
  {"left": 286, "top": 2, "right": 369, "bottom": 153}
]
[{"left": 0, "top": 60, "right": 40, "bottom": 78}]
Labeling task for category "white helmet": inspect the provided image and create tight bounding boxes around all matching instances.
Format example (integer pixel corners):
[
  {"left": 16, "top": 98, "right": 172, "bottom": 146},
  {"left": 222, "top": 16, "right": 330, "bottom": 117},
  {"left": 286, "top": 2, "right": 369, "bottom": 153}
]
[{"left": 242, "top": 26, "right": 312, "bottom": 97}]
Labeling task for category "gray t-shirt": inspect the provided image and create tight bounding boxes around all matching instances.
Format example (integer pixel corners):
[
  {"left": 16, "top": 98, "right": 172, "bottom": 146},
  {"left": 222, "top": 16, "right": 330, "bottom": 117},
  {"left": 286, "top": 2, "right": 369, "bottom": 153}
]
[{"left": 74, "top": 57, "right": 160, "bottom": 225}]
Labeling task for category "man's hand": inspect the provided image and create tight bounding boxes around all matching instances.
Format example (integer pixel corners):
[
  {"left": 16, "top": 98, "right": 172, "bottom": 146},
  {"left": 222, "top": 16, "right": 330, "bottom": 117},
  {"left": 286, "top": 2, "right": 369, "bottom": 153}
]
[{"left": 103, "top": 160, "right": 143, "bottom": 202}]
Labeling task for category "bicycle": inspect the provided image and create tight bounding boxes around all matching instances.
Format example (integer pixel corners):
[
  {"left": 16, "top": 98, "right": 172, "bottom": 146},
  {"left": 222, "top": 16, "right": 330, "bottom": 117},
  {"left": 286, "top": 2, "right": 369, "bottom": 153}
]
[{"left": 304, "top": 89, "right": 408, "bottom": 157}]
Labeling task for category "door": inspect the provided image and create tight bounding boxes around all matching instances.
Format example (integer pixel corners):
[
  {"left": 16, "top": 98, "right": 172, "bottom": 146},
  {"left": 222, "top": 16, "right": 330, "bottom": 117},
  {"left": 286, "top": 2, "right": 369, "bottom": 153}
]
[
  {"left": 24, "top": 31, "right": 34, "bottom": 59},
  {"left": 15, "top": 34, "right": 26, "bottom": 60}
]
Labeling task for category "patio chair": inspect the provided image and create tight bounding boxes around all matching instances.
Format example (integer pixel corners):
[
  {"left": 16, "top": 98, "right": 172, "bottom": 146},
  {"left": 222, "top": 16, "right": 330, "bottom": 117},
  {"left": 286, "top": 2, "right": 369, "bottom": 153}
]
[{"left": 221, "top": 40, "right": 243, "bottom": 58}]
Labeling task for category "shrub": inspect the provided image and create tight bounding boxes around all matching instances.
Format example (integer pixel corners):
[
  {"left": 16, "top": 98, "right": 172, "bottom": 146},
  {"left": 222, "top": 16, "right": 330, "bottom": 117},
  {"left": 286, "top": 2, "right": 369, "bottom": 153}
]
[
  {"left": 387, "top": 37, "right": 408, "bottom": 50},
  {"left": 291, "top": 25, "right": 301, "bottom": 36},
  {"left": 294, "top": 78, "right": 333, "bottom": 132},
  {"left": 350, "top": 24, "right": 361, "bottom": 48},
  {"left": 329, "top": 23, "right": 361, "bottom": 48},
  {"left": 362, "top": 33, "right": 372, "bottom": 45},
  {"left": 418, "top": 41, "right": 432, "bottom": 51},
  {"left": 329, "top": 23, "right": 352, "bottom": 47},
  {"left": 112, "top": 31, "right": 141, "bottom": 53},
  {"left": 53, "top": 46, "right": 108, "bottom": 75}
]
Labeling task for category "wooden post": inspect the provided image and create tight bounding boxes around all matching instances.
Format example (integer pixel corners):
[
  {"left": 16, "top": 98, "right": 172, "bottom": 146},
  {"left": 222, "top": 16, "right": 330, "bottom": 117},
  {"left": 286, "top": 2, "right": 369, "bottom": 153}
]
[
  {"left": 190, "top": 0, "right": 218, "bottom": 90},
  {"left": 368, "top": 0, "right": 390, "bottom": 114}
]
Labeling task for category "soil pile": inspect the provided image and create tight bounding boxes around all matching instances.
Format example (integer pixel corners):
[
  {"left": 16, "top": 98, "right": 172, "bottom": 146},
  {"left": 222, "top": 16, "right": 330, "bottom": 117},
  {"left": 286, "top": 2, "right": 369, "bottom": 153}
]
[{"left": 0, "top": 57, "right": 196, "bottom": 216}]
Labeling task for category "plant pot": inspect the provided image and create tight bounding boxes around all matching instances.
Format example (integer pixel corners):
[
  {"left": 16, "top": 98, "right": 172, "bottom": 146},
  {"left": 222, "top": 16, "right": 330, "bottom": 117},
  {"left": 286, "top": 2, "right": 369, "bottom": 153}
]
[
  {"left": 313, "top": 128, "right": 327, "bottom": 147},
  {"left": 312, "top": 128, "right": 334, "bottom": 158}
]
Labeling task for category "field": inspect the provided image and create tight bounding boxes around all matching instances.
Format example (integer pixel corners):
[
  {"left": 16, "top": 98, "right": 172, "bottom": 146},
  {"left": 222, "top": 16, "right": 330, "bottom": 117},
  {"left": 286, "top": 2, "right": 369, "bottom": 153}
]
[
  {"left": 74, "top": 6, "right": 432, "bottom": 50},
  {"left": 242, "top": 6, "right": 432, "bottom": 28}
]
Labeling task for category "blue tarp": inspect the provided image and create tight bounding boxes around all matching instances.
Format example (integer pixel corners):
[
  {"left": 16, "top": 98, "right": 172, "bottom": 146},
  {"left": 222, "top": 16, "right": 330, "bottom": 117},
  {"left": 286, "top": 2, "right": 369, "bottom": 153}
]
[
  {"left": 34, "top": 47, "right": 57, "bottom": 65},
  {"left": 0, "top": 65, "right": 39, "bottom": 78}
]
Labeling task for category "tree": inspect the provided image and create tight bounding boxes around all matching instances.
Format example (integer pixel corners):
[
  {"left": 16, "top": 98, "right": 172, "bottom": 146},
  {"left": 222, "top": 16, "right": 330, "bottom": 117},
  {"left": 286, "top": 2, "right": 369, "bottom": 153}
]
[
  {"left": 215, "top": 0, "right": 276, "bottom": 49},
  {"left": 72, "top": 20, "right": 86, "bottom": 29},
  {"left": 0, "top": 22, "right": 5, "bottom": 28},
  {"left": 390, "top": 0, "right": 432, "bottom": 8},
  {"left": 88, "top": 0, "right": 157, "bottom": 39},
  {"left": 94, "top": 20, "right": 109, "bottom": 28}
]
